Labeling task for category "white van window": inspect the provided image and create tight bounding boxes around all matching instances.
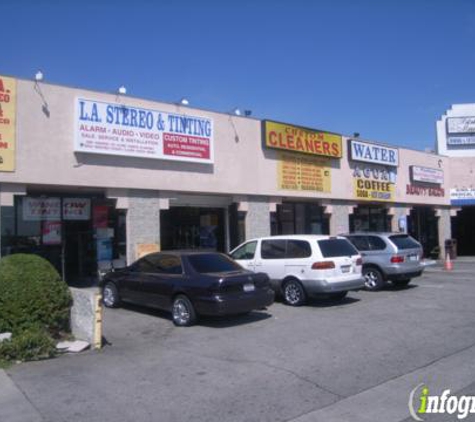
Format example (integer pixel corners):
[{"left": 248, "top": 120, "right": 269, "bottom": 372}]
[
  {"left": 231, "top": 241, "right": 257, "bottom": 260},
  {"left": 261, "top": 240, "right": 286, "bottom": 259},
  {"left": 318, "top": 239, "right": 358, "bottom": 258},
  {"left": 286, "top": 240, "right": 312, "bottom": 258}
]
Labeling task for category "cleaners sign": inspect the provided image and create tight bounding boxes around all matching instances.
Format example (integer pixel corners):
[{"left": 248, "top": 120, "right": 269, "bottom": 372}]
[
  {"left": 75, "top": 98, "right": 214, "bottom": 164},
  {"left": 264, "top": 120, "right": 342, "bottom": 158},
  {"left": 350, "top": 139, "right": 399, "bottom": 167}
]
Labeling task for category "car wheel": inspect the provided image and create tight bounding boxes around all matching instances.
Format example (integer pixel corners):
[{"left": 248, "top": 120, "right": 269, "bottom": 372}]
[
  {"left": 103, "top": 282, "right": 121, "bottom": 308},
  {"left": 392, "top": 279, "right": 411, "bottom": 288},
  {"left": 328, "top": 291, "right": 348, "bottom": 301},
  {"left": 172, "top": 295, "right": 197, "bottom": 327},
  {"left": 363, "top": 267, "right": 385, "bottom": 291},
  {"left": 283, "top": 279, "right": 306, "bottom": 306}
]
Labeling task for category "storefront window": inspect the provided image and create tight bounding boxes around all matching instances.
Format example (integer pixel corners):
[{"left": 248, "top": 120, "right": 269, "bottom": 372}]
[
  {"left": 1, "top": 195, "right": 122, "bottom": 283},
  {"left": 408, "top": 206, "right": 439, "bottom": 257},
  {"left": 350, "top": 206, "right": 391, "bottom": 232},
  {"left": 160, "top": 207, "right": 225, "bottom": 252},
  {"left": 228, "top": 203, "right": 246, "bottom": 250},
  {"left": 451, "top": 206, "right": 475, "bottom": 256},
  {"left": 272, "top": 203, "right": 329, "bottom": 235},
  {"left": 1, "top": 206, "right": 15, "bottom": 256}
]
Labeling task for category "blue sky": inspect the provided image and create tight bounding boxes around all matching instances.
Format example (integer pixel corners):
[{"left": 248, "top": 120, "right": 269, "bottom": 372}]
[{"left": 2, "top": 0, "right": 475, "bottom": 150}]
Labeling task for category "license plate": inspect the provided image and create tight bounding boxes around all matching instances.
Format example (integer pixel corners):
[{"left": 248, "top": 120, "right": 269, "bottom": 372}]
[
  {"left": 341, "top": 265, "right": 351, "bottom": 273},
  {"left": 409, "top": 254, "right": 419, "bottom": 262},
  {"left": 243, "top": 283, "right": 255, "bottom": 292}
]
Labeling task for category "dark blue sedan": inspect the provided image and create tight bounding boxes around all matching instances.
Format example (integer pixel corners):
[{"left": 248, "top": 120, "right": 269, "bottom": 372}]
[{"left": 100, "top": 251, "right": 274, "bottom": 326}]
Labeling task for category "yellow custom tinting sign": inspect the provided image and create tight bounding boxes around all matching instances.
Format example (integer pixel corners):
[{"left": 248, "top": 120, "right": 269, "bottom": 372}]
[
  {"left": 0, "top": 75, "right": 16, "bottom": 172},
  {"left": 353, "top": 178, "right": 394, "bottom": 202},
  {"left": 264, "top": 120, "right": 342, "bottom": 158},
  {"left": 278, "top": 153, "right": 331, "bottom": 192}
]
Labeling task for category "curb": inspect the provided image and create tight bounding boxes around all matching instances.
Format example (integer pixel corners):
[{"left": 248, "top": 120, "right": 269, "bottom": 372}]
[{"left": 0, "top": 369, "right": 43, "bottom": 422}]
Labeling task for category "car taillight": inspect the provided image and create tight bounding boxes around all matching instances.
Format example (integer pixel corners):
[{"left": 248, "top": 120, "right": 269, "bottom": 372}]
[
  {"left": 312, "top": 261, "right": 335, "bottom": 270},
  {"left": 390, "top": 255, "right": 405, "bottom": 263},
  {"left": 356, "top": 257, "right": 363, "bottom": 266}
]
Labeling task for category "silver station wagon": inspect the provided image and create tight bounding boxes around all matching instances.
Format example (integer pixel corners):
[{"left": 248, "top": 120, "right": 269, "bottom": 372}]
[{"left": 341, "top": 232, "right": 424, "bottom": 291}]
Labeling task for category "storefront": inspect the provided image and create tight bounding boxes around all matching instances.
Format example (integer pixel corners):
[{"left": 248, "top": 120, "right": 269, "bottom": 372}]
[
  {"left": 263, "top": 120, "right": 340, "bottom": 236},
  {"left": 450, "top": 188, "right": 475, "bottom": 256},
  {"left": 404, "top": 166, "right": 445, "bottom": 256},
  {"left": 348, "top": 139, "right": 398, "bottom": 233},
  {"left": 349, "top": 205, "right": 391, "bottom": 232},
  {"left": 0, "top": 192, "right": 125, "bottom": 282},
  {"left": 407, "top": 206, "right": 439, "bottom": 257},
  {"left": 271, "top": 202, "right": 329, "bottom": 235},
  {"left": 437, "top": 106, "right": 475, "bottom": 256},
  {"left": 0, "top": 73, "right": 457, "bottom": 282},
  {"left": 160, "top": 207, "right": 225, "bottom": 251}
]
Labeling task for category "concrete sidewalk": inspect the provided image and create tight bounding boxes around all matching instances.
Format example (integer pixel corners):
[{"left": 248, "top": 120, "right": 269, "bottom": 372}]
[
  {"left": 424, "top": 256, "right": 475, "bottom": 273},
  {"left": 0, "top": 369, "right": 43, "bottom": 422}
]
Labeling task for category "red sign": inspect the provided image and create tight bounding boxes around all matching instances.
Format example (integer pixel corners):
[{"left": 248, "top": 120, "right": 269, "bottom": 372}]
[
  {"left": 163, "top": 133, "right": 210, "bottom": 160},
  {"left": 406, "top": 184, "right": 445, "bottom": 197},
  {"left": 93, "top": 205, "right": 109, "bottom": 229},
  {"left": 42, "top": 221, "right": 61, "bottom": 245}
]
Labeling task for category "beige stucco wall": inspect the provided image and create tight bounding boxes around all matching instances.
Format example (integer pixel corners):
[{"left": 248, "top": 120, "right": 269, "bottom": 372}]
[
  {"left": 449, "top": 157, "right": 475, "bottom": 189},
  {"left": 396, "top": 148, "right": 450, "bottom": 205},
  {"left": 0, "top": 78, "right": 450, "bottom": 207}
]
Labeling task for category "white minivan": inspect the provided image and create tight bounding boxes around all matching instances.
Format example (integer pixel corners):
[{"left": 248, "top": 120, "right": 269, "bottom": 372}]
[{"left": 230, "top": 235, "right": 364, "bottom": 306}]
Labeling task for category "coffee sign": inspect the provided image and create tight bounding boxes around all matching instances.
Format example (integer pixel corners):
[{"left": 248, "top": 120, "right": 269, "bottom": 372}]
[{"left": 353, "top": 165, "right": 396, "bottom": 202}]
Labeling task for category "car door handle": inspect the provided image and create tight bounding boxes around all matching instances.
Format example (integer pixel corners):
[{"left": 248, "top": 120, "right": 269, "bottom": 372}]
[{"left": 361, "top": 253, "right": 367, "bottom": 257}]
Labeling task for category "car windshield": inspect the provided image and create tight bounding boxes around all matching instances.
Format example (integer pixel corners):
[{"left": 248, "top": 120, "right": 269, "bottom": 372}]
[
  {"left": 187, "top": 254, "right": 243, "bottom": 273},
  {"left": 389, "top": 235, "right": 420, "bottom": 250},
  {"left": 318, "top": 239, "right": 359, "bottom": 258}
]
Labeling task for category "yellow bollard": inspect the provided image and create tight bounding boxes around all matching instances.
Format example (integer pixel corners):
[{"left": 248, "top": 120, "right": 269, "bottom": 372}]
[{"left": 93, "top": 292, "right": 103, "bottom": 349}]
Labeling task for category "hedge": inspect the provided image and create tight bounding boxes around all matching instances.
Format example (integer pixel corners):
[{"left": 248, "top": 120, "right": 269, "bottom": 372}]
[{"left": 0, "top": 254, "right": 71, "bottom": 337}]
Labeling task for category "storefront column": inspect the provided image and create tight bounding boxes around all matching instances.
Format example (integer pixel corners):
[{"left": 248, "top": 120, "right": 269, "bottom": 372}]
[
  {"left": 436, "top": 208, "right": 452, "bottom": 259},
  {"left": 388, "top": 206, "right": 410, "bottom": 233},
  {"left": 244, "top": 196, "right": 271, "bottom": 240},
  {"left": 126, "top": 190, "right": 161, "bottom": 264},
  {"left": 325, "top": 201, "right": 351, "bottom": 235}
]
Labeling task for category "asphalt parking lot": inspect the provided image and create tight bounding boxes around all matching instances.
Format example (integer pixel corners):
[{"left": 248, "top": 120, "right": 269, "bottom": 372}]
[{"left": 5, "top": 260, "right": 475, "bottom": 422}]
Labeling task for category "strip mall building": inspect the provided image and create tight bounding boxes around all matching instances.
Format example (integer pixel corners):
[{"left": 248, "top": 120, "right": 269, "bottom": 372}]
[
  {"left": 437, "top": 103, "right": 475, "bottom": 256},
  {"left": 0, "top": 75, "right": 456, "bottom": 282}
]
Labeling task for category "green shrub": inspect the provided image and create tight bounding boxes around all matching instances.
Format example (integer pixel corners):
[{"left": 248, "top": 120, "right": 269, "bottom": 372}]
[
  {"left": 0, "top": 327, "right": 56, "bottom": 362},
  {"left": 0, "top": 254, "right": 72, "bottom": 337}
]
